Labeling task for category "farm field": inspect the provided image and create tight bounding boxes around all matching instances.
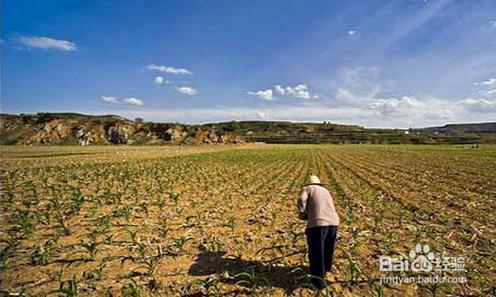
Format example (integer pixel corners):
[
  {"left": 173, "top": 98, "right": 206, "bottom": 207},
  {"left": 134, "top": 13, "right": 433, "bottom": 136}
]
[{"left": 0, "top": 144, "right": 495, "bottom": 296}]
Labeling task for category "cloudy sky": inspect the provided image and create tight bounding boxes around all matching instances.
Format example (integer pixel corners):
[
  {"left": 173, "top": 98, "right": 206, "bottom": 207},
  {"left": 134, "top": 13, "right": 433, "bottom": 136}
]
[{"left": 1, "top": 0, "right": 496, "bottom": 128}]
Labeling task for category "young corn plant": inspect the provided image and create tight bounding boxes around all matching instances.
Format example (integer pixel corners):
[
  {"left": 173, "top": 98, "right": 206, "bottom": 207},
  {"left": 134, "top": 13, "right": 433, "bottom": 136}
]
[
  {"left": 21, "top": 195, "right": 34, "bottom": 210},
  {"left": 131, "top": 188, "right": 140, "bottom": 205},
  {"left": 425, "top": 281, "right": 445, "bottom": 297},
  {"left": 88, "top": 204, "right": 100, "bottom": 217},
  {"left": 168, "top": 191, "right": 180, "bottom": 206},
  {"left": 57, "top": 215, "right": 70, "bottom": 236},
  {"left": 383, "top": 229, "right": 396, "bottom": 253},
  {"left": 96, "top": 215, "right": 113, "bottom": 234},
  {"left": 58, "top": 274, "right": 78, "bottom": 297},
  {"left": 116, "top": 205, "right": 132, "bottom": 222},
  {"left": 17, "top": 210, "right": 35, "bottom": 238},
  {"left": 170, "top": 236, "right": 192, "bottom": 255},
  {"left": 194, "top": 276, "right": 221, "bottom": 297},
  {"left": 225, "top": 216, "right": 236, "bottom": 231},
  {"left": 0, "top": 239, "right": 14, "bottom": 269},
  {"left": 104, "top": 233, "right": 114, "bottom": 245},
  {"left": 81, "top": 239, "right": 99, "bottom": 261},
  {"left": 132, "top": 242, "right": 164, "bottom": 278},
  {"left": 156, "top": 217, "right": 169, "bottom": 239},
  {"left": 121, "top": 279, "right": 141, "bottom": 297},
  {"left": 372, "top": 282, "right": 384, "bottom": 297},
  {"left": 156, "top": 196, "right": 166, "bottom": 211},
  {"left": 82, "top": 261, "right": 105, "bottom": 280},
  {"left": 36, "top": 211, "right": 51, "bottom": 226},
  {"left": 30, "top": 241, "right": 54, "bottom": 265},
  {"left": 234, "top": 269, "right": 269, "bottom": 294},
  {"left": 286, "top": 222, "right": 302, "bottom": 249},
  {"left": 474, "top": 270, "right": 489, "bottom": 294},
  {"left": 200, "top": 236, "right": 225, "bottom": 253},
  {"left": 373, "top": 207, "right": 385, "bottom": 231},
  {"left": 127, "top": 228, "right": 139, "bottom": 246},
  {"left": 346, "top": 253, "right": 363, "bottom": 285},
  {"left": 69, "top": 194, "right": 85, "bottom": 215}
]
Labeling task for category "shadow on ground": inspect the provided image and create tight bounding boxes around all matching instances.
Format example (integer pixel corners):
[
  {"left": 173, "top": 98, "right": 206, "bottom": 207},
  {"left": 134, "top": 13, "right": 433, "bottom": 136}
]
[{"left": 188, "top": 249, "right": 308, "bottom": 294}]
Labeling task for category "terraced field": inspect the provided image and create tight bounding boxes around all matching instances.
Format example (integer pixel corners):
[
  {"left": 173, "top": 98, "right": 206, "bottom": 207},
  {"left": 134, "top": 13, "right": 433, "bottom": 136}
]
[{"left": 0, "top": 145, "right": 495, "bottom": 296}]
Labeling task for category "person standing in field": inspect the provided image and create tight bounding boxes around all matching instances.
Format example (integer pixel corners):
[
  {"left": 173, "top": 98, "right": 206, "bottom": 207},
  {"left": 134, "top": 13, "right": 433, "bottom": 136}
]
[{"left": 298, "top": 175, "right": 340, "bottom": 289}]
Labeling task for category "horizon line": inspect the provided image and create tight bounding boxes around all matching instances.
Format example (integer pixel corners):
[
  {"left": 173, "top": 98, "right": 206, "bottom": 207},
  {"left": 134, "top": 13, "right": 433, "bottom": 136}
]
[{"left": 1, "top": 111, "right": 494, "bottom": 131}]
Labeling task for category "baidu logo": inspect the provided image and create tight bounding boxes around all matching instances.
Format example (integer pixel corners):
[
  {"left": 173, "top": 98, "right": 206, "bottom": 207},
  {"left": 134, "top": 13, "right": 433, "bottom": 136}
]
[
  {"left": 379, "top": 243, "right": 465, "bottom": 273},
  {"left": 409, "top": 243, "right": 434, "bottom": 272}
]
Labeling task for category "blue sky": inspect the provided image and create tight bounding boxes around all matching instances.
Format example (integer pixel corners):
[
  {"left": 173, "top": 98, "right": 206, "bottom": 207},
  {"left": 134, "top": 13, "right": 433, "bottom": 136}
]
[{"left": 1, "top": 0, "right": 496, "bottom": 128}]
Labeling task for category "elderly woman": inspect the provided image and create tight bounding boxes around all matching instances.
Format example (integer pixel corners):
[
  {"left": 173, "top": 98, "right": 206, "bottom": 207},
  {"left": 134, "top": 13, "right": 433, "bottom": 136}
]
[{"left": 298, "top": 175, "right": 340, "bottom": 289}]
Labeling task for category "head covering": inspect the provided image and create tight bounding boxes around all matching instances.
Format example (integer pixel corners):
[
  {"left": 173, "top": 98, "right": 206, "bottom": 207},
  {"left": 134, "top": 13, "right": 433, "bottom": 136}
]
[{"left": 308, "top": 175, "right": 322, "bottom": 185}]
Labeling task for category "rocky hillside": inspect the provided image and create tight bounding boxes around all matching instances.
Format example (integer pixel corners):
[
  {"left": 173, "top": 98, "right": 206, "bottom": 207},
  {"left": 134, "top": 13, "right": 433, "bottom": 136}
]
[
  {"left": 1, "top": 113, "right": 495, "bottom": 145},
  {"left": 0, "top": 113, "right": 243, "bottom": 145}
]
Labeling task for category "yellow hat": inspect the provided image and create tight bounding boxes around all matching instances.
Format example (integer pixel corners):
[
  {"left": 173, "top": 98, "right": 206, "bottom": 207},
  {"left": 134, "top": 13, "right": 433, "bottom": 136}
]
[{"left": 308, "top": 175, "right": 321, "bottom": 184}]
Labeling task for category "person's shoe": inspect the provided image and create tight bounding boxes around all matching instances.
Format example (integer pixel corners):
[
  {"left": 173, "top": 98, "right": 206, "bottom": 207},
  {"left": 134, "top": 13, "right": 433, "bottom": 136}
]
[{"left": 311, "top": 280, "right": 328, "bottom": 291}]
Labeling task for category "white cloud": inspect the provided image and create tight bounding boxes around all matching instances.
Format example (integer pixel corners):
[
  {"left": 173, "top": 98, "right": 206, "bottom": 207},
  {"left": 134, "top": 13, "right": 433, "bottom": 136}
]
[
  {"left": 250, "top": 84, "right": 317, "bottom": 100},
  {"left": 333, "top": 67, "right": 382, "bottom": 104},
  {"left": 247, "top": 89, "right": 273, "bottom": 100},
  {"left": 425, "top": 109, "right": 453, "bottom": 120},
  {"left": 474, "top": 78, "right": 496, "bottom": 88},
  {"left": 334, "top": 88, "right": 357, "bottom": 101},
  {"left": 123, "top": 97, "right": 144, "bottom": 106},
  {"left": 474, "top": 78, "right": 496, "bottom": 97},
  {"left": 367, "top": 96, "right": 421, "bottom": 116},
  {"left": 274, "top": 84, "right": 318, "bottom": 99},
  {"left": 347, "top": 30, "right": 356, "bottom": 36},
  {"left": 153, "top": 76, "right": 169, "bottom": 85},
  {"left": 274, "top": 85, "right": 285, "bottom": 95},
  {"left": 331, "top": 67, "right": 482, "bottom": 122},
  {"left": 256, "top": 111, "right": 266, "bottom": 119},
  {"left": 145, "top": 64, "right": 192, "bottom": 75},
  {"left": 101, "top": 96, "right": 118, "bottom": 104},
  {"left": 457, "top": 98, "right": 496, "bottom": 112},
  {"left": 479, "top": 88, "right": 496, "bottom": 97},
  {"left": 19, "top": 36, "right": 77, "bottom": 51},
  {"left": 176, "top": 86, "right": 197, "bottom": 96},
  {"left": 366, "top": 96, "right": 457, "bottom": 121},
  {"left": 491, "top": 20, "right": 496, "bottom": 28},
  {"left": 327, "top": 68, "right": 496, "bottom": 123}
]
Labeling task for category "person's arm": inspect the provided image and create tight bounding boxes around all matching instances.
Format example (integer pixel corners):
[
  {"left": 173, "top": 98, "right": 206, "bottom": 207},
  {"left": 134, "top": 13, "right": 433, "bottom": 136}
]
[{"left": 297, "top": 188, "right": 309, "bottom": 220}]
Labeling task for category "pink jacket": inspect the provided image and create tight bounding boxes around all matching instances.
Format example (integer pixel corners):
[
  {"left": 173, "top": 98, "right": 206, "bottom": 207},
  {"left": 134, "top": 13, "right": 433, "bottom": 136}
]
[{"left": 298, "top": 184, "right": 340, "bottom": 228}]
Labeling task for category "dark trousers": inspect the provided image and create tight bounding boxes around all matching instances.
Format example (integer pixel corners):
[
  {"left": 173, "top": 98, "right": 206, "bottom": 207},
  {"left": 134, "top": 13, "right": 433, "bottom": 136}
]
[{"left": 305, "top": 225, "right": 338, "bottom": 288}]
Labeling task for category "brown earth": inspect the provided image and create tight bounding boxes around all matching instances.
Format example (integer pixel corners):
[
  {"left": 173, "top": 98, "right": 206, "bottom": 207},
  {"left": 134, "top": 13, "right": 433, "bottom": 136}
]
[{"left": 0, "top": 145, "right": 494, "bottom": 296}]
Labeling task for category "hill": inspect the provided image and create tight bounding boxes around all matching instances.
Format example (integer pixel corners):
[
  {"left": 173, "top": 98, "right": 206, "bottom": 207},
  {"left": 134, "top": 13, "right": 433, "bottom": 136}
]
[
  {"left": 1, "top": 112, "right": 495, "bottom": 145},
  {"left": 204, "top": 120, "right": 496, "bottom": 144},
  {"left": 0, "top": 113, "right": 242, "bottom": 145},
  {"left": 412, "top": 122, "right": 496, "bottom": 133}
]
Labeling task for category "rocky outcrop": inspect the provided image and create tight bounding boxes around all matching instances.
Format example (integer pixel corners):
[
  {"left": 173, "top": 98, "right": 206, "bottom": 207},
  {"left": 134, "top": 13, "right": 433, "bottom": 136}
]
[
  {"left": 26, "top": 119, "right": 74, "bottom": 145},
  {"left": 107, "top": 126, "right": 130, "bottom": 144},
  {"left": 0, "top": 113, "right": 244, "bottom": 145},
  {"left": 165, "top": 126, "right": 188, "bottom": 141},
  {"left": 72, "top": 128, "right": 94, "bottom": 146}
]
